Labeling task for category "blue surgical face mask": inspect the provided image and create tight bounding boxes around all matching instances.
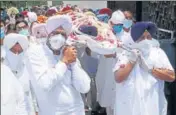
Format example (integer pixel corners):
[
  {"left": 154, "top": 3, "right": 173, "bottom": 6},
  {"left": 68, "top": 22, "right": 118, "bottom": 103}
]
[
  {"left": 113, "top": 25, "right": 123, "bottom": 34},
  {"left": 0, "top": 27, "right": 5, "bottom": 39},
  {"left": 123, "top": 19, "right": 133, "bottom": 29},
  {"left": 97, "top": 14, "right": 109, "bottom": 23},
  {"left": 19, "top": 29, "right": 29, "bottom": 36}
]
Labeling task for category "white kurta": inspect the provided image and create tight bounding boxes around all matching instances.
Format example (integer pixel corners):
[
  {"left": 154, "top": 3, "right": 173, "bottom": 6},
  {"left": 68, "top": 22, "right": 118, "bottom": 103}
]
[
  {"left": 95, "top": 30, "right": 132, "bottom": 109},
  {"left": 1, "top": 64, "right": 28, "bottom": 115},
  {"left": 120, "top": 30, "right": 134, "bottom": 46},
  {"left": 26, "top": 43, "right": 91, "bottom": 115},
  {"left": 95, "top": 55, "right": 117, "bottom": 109},
  {"left": 4, "top": 52, "right": 36, "bottom": 115},
  {"left": 113, "top": 47, "right": 173, "bottom": 115}
]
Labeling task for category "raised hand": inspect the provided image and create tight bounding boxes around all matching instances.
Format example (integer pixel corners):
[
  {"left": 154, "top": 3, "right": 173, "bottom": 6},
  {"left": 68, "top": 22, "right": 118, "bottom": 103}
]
[{"left": 62, "top": 46, "right": 77, "bottom": 64}]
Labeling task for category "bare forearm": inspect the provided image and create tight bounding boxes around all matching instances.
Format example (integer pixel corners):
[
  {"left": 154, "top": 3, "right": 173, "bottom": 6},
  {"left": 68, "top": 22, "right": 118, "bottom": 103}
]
[
  {"left": 104, "top": 53, "right": 116, "bottom": 58},
  {"left": 152, "top": 69, "right": 175, "bottom": 82},
  {"left": 114, "top": 62, "right": 135, "bottom": 83}
]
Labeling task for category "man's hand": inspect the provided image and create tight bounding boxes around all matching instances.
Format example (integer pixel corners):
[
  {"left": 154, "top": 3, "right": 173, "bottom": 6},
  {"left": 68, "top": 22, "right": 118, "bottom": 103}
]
[
  {"left": 36, "top": 112, "right": 38, "bottom": 115},
  {"left": 127, "top": 49, "right": 140, "bottom": 63},
  {"left": 104, "top": 53, "right": 116, "bottom": 58},
  {"left": 152, "top": 68, "right": 163, "bottom": 77},
  {"left": 62, "top": 46, "right": 77, "bottom": 64},
  {"left": 152, "top": 68, "right": 175, "bottom": 82}
]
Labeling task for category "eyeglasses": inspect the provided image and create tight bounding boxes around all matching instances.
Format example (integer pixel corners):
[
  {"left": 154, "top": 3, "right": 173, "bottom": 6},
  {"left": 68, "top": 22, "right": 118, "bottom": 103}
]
[{"left": 49, "top": 27, "right": 67, "bottom": 38}]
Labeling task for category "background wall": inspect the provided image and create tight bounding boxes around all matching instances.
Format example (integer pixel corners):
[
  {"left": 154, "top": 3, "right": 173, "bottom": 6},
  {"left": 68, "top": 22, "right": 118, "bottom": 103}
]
[
  {"left": 63, "top": 1, "right": 107, "bottom": 10},
  {"left": 108, "top": 1, "right": 176, "bottom": 39}
]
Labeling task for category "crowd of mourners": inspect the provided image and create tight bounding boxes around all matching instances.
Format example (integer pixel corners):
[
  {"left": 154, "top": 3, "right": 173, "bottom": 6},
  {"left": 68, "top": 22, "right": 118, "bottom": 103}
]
[{"left": 1, "top": 3, "right": 176, "bottom": 115}]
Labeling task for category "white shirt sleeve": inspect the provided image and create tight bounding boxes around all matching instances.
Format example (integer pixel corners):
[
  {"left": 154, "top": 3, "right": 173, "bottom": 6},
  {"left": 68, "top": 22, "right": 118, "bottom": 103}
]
[
  {"left": 70, "top": 59, "right": 91, "bottom": 94},
  {"left": 37, "top": 61, "right": 68, "bottom": 91},
  {"left": 155, "top": 48, "right": 174, "bottom": 70},
  {"left": 26, "top": 47, "right": 68, "bottom": 92},
  {"left": 15, "top": 82, "right": 28, "bottom": 115},
  {"left": 1, "top": 64, "right": 28, "bottom": 115},
  {"left": 113, "top": 52, "right": 129, "bottom": 73}
]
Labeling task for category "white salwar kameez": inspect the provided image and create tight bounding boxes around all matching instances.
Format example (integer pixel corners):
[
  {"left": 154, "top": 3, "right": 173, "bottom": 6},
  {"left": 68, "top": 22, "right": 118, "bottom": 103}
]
[
  {"left": 26, "top": 43, "right": 91, "bottom": 115},
  {"left": 1, "top": 64, "right": 28, "bottom": 115},
  {"left": 113, "top": 47, "right": 173, "bottom": 115},
  {"left": 93, "top": 52, "right": 117, "bottom": 115},
  {"left": 96, "top": 56, "right": 117, "bottom": 108},
  {"left": 4, "top": 52, "right": 36, "bottom": 115},
  {"left": 95, "top": 31, "right": 133, "bottom": 115}
]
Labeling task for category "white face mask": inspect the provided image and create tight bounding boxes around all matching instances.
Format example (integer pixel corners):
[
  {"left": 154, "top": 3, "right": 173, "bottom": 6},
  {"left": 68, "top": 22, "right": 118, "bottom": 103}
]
[
  {"left": 150, "top": 38, "right": 160, "bottom": 47},
  {"left": 49, "top": 34, "right": 66, "bottom": 50},
  {"left": 132, "top": 39, "right": 152, "bottom": 56},
  {"left": 36, "top": 37, "right": 47, "bottom": 44},
  {"left": 6, "top": 51, "right": 24, "bottom": 72}
]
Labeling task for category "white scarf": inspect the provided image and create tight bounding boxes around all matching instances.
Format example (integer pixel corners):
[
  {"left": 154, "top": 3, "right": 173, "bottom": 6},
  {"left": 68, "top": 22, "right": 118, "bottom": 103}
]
[{"left": 6, "top": 50, "right": 25, "bottom": 73}]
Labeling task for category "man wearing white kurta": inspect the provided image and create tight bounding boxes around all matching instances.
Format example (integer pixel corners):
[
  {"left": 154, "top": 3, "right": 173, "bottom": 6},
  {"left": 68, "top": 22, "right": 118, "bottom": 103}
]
[
  {"left": 3, "top": 33, "right": 37, "bottom": 115},
  {"left": 1, "top": 57, "right": 28, "bottom": 115},
  {"left": 93, "top": 10, "right": 125, "bottom": 115},
  {"left": 26, "top": 15, "right": 91, "bottom": 115},
  {"left": 113, "top": 22, "right": 175, "bottom": 115},
  {"left": 121, "top": 11, "right": 134, "bottom": 46}
]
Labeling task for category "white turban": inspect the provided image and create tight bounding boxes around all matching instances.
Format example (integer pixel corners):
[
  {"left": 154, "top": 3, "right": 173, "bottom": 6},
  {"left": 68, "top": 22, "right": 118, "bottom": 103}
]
[
  {"left": 110, "top": 10, "right": 125, "bottom": 24},
  {"left": 3, "top": 33, "right": 29, "bottom": 51},
  {"left": 46, "top": 15, "right": 72, "bottom": 35},
  {"left": 32, "top": 23, "right": 48, "bottom": 38},
  {"left": 27, "top": 12, "right": 37, "bottom": 23}
]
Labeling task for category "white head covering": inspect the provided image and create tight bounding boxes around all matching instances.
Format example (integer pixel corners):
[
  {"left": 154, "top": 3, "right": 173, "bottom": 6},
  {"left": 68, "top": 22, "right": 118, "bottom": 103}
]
[
  {"left": 27, "top": 12, "right": 37, "bottom": 23},
  {"left": 32, "top": 23, "right": 48, "bottom": 38},
  {"left": 49, "top": 7, "right": 58, "bottom": 12},
  {"left": 3, "top": 33, "right": 29, "bottom": 51},
  {"left": 46, "top": 15, "right": 72, "bottom": 35},
  {"left": 110, "top": 10, "right": 125, "bottom": 24},
  {"left": 3, "top": 33, "right": 29, "bottom": 73}
]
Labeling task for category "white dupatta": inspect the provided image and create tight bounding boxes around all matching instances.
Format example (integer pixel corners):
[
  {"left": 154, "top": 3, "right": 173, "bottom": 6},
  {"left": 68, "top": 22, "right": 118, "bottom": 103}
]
[{"left": 114, "top": 46, "right": 172, "bottom": 115}]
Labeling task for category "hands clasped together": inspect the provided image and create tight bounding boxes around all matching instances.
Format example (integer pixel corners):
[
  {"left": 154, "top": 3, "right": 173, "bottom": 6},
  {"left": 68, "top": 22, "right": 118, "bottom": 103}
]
[{"left": 61, "top": 46, "right": 77, "bottom": 65}]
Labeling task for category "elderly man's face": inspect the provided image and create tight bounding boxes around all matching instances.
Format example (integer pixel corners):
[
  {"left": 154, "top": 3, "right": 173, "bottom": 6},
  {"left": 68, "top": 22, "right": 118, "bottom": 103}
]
[
  {"left": 137, "top": 31, "right": 152, "bottom": 42},
  {"left": 10, "top": 43, "right": 23, "bottom": 55},
  {"left": 49, "top": 27, "right": 67, "bottom": 39}
]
